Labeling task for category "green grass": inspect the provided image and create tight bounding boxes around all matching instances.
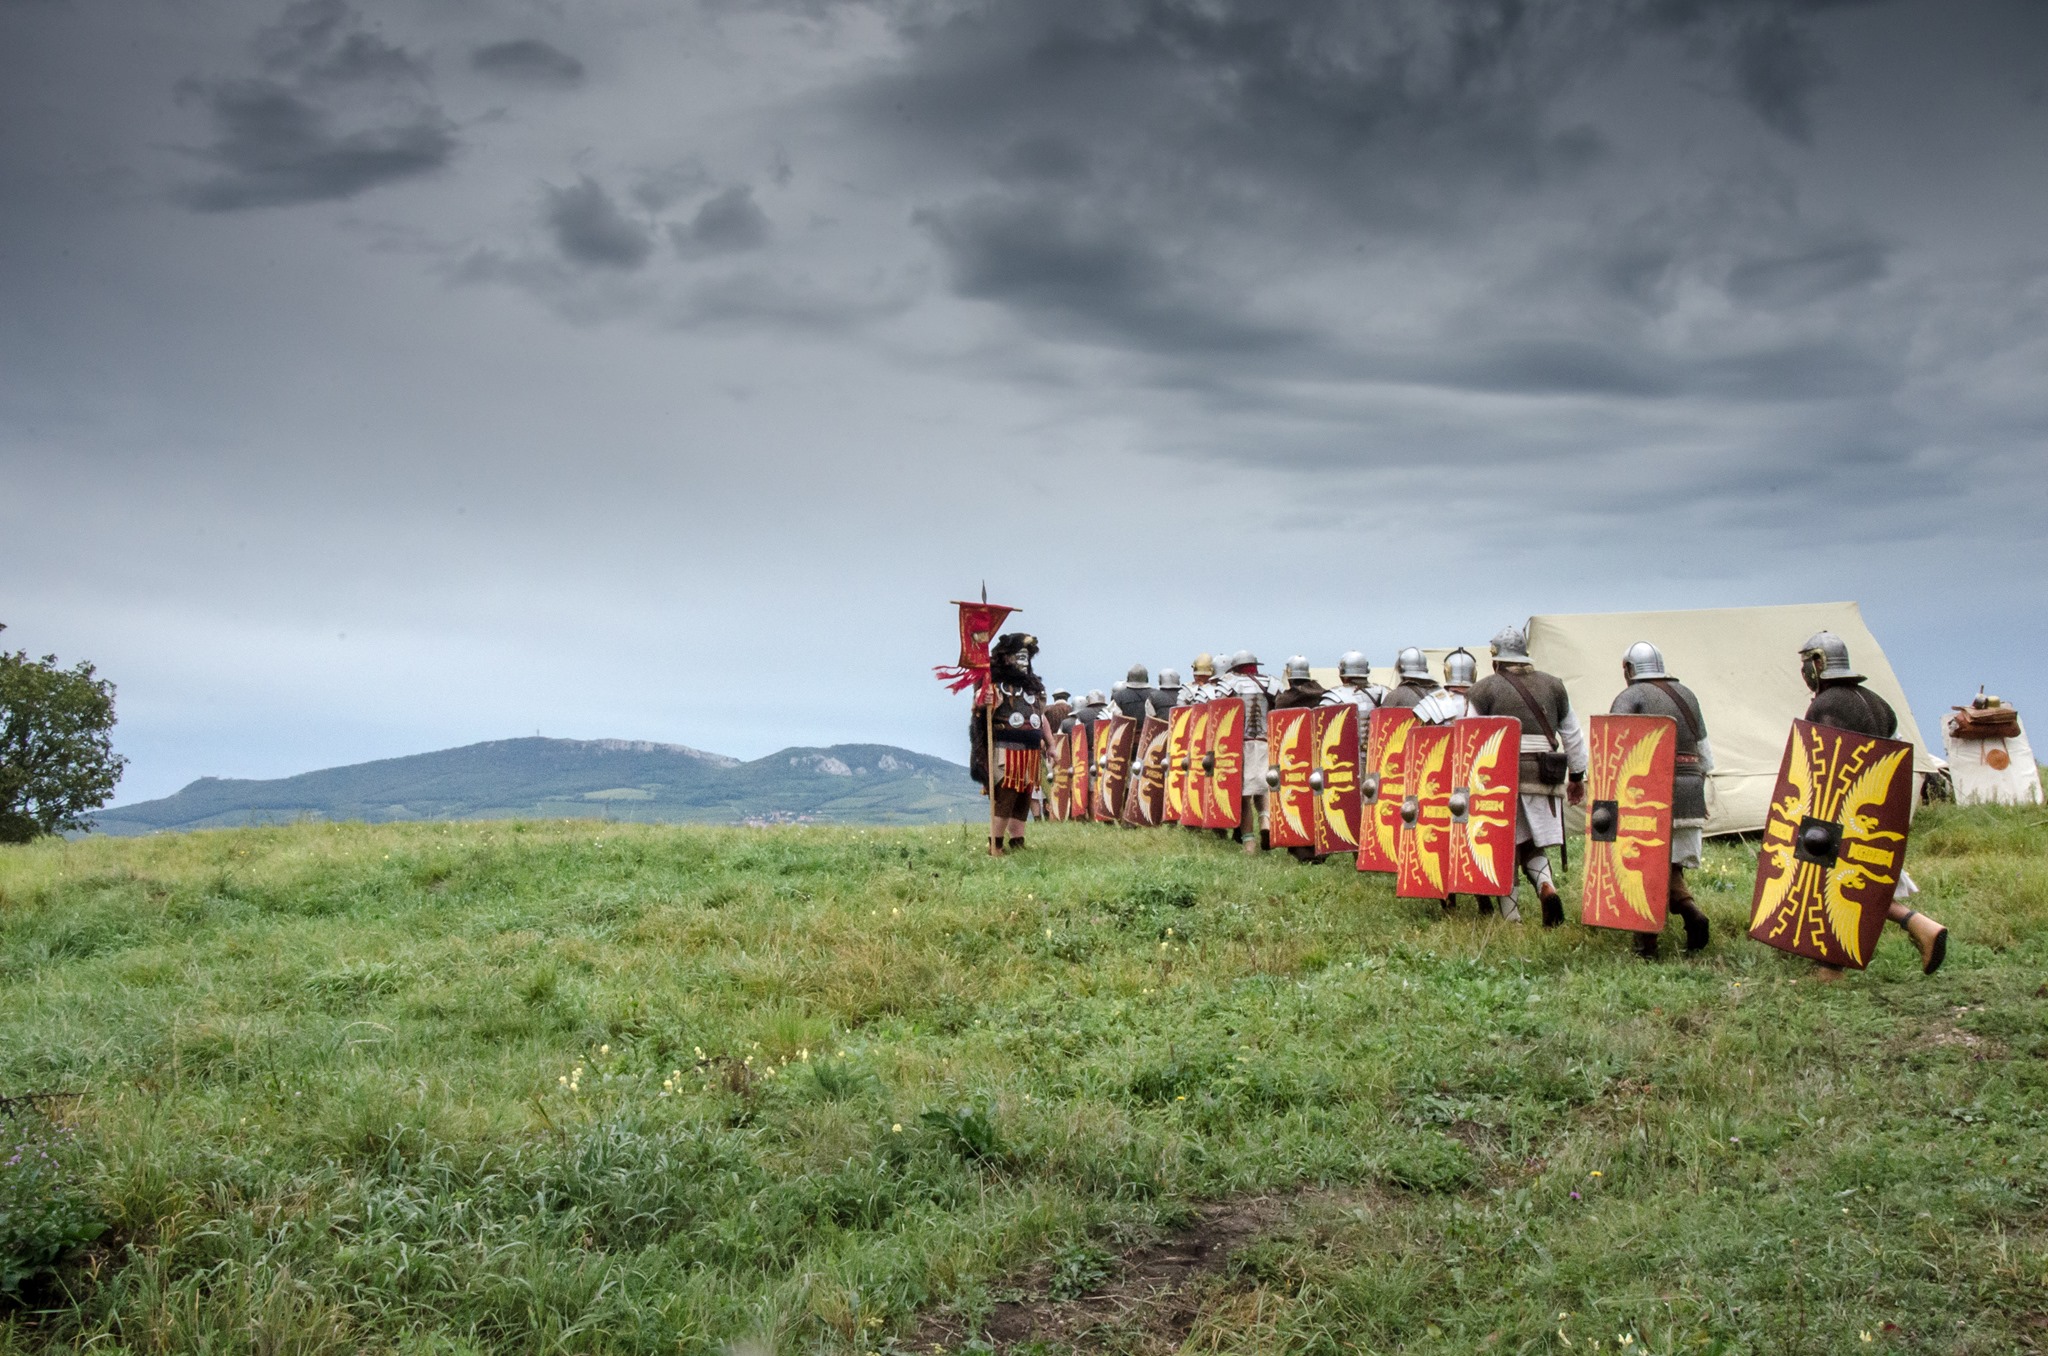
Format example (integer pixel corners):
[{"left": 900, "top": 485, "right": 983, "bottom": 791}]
[{"left": 1, "top": 808, "right": 2045, "bottom": 1353}]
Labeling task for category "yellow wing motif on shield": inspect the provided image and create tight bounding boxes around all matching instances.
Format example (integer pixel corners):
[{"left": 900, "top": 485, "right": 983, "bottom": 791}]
[
  {"left": 1616, "top": 725, "right": 1669, "bottom": 811},
  {"left": 1750, "top": 732, "right": 1815, "bottom": 931},
  {"left": 1417, "top": 737, "right": 1449, "bottom": 893},
  {"left": 1462, "top": 726, "right": 1511, "bottom": 887},
  {"left": 1840, "top": 746, "right": 1910, "bottom": 843},
  {"left": 1816, "top": 745, "right": 1909, "bottom": 963},
  {"left": 1373, "top": 719, "right": 1414, "bottom": 859}
]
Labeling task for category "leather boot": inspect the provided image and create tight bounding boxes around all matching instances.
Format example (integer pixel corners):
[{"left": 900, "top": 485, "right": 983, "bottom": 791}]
[
  {"left": 1539, "top": 886, "right": 1565, "bottom": 928},
  {"left": 1007, "top": 837, "right": 1026, "bottom": 851},
  {"left": 1477, "top": 896, "right": 1496, "bottom": 915},
  {"left": 1442, "top": 894, "right": 1459, "bottom": 913},
  {"left": 1898, "top": 910, "right": 1948, "bottom": 976},
  {"left": 1812, "top": 962, "right": 1846, "bottom": 983},
  {"left": 1634, "top": 930, "right": 1660, "bottom": 960},
  {"left": 1672, "top": 897, "right": 1710, "bottom": 953}
]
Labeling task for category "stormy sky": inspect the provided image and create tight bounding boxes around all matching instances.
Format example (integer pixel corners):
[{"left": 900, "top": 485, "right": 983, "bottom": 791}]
[{"left": 3, "top": 0, "right": 2044, "bottom": 803}]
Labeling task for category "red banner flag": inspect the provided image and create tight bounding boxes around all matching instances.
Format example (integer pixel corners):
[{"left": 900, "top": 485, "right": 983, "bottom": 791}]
[{"left": 934, "top": 598, "right": 1017, "bottom": 698}]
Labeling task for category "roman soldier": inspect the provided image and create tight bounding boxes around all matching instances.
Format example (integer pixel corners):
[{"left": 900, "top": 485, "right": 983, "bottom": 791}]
[
  {"left": 1180, "top": 653, "right": 1220, "bottom": 704},
  {"left": 1413, "top": 648, "right": 1477, "bottom": 726},
  {"left": 1322, "top": 651, "right": 1389, "bottom": 709},
  {"left": 1043, "top": 689, "right": 1074, "bottom": 737},
  {"left": 1798, "top": 631, "right": 1948, "bottom": 977},
  {"left": 1151, "top": 668, "right": 1183, "bottom": 718},
  {"left": 1417, "top": 648, "right": 1484, "bottom": 915},
  {"left": 1466, "top": 625, "right": 1587, "bottom": 927},
  {"left": 1609, "top": 641, "right": 1713, "bottom": 958},
  {"left": 1113, "top": 665, "right": 1157, "bottom": 722},
  {"left": 971, "top": 632, "right": 1046, "bottom": 854},
  {"left": 1272, "top": 655, "right": 1329, "bottom": 710},
  {"left": 1217, "top": 649, "right": 1282, "bottom": 853},
  {"left": 1063, "top": 689, "right": 1110, "bottom": 734},
  {"left": 1384, "top": 648, "right": 1441, "bottom": 709}
]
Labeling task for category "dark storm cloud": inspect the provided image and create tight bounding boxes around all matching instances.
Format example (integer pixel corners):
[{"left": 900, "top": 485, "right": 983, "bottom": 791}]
[
  {"left": 470, "top": 39, "right": 586, "bottom": 88},
  {"left": 543, "top": 176, "right": 653, "bottom": 269},
  {"left": 1728, "top": 15, "right": 1833, "bottom": 141},
  {"left": 178, "top": 0, "right": 451, "bottom": 211},
  {"left": 672, "top": 185, "right": 770, "bottom": 255},
  {"left": 915, "top": 191, "right": 1309, "bottom": 355}
]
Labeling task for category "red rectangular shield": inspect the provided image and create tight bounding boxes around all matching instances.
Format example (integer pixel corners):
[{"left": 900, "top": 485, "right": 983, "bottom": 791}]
[
  {"left": 1357, "top": 706, "right": 1417, "bottom": 874},
  {"left": 1749, "top": 719, "right": 1914, "bottom": 968},
  {"left": 1122, "top": 716, "right": 1170, "bottom": 827},
  {"left": 1182, "top": 703, "right": 1214, "bottom": 826},
  {"left": 1581, "top": 715, "right": 1677, "bottom": 933},
  {"left": 1266, "top": 707, "right": 1317, "bottom": 848},
  {"left": 1312, "top": 704, "right": 1362, "bottom": 856},
  {"left": 1396, "top": 724, "right": 1454, "bottom": 899},
  {"left": 1093, "top": 715, "right": 1137, "bottom": 822},
  {"left": 1202, "top": 697, "right": 1247, "bottom": 829},
  {"left": 1048, "top": 731, "right": 1071, "bottom": 820},
  {"left": 1165, "top": 706, "right": 1193, "bottom": 825},
  {"left": 1447, "top": 716, "right": 1521, "bottom": 896},
  {"left": 1067, "top": 722, "right": 1092, "bottom": 821}
]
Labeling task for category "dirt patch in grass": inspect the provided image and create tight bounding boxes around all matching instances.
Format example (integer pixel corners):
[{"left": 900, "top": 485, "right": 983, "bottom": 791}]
[{"left": 910, "top": 1191, "right": 1366, "bottom": 1354}]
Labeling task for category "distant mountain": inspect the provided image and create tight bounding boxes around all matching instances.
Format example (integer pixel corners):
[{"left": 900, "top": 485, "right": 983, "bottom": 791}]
[{"left": 92, "top": 738, "right": 983, "bottom": 835}]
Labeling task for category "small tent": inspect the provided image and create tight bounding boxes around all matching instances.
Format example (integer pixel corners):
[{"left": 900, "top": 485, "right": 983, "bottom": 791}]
[{"left": 1525, "top": 602, "right": 1936, "bottom": 836}]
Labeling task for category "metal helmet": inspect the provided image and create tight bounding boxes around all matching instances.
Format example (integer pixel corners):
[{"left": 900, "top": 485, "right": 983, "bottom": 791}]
[
  {"left": 1156, "top": 667, "right": 1181, "bottom": 688},
  {"left": 1111, "top": 679, "right": 1126, "bottom": 694},
  {"left": 1191, "top": 652, "right": 1216, "bottom": 678},
  {"left": 1798, "top": 631, "right": 1861, "bottom": 685},
  {"left": 1126, "top": 663, "right": 1150, "bottom": 685},
  {"left": 1050, "top": 689, "right": 1071, "bottom": 701},
  {"left": 1338, "top": 650, "right": 1371, "bottom": 680},
  {"left": 1395, "top": 647, "right": 1429, "bottom": 680},
  {"left": 1490, "top": 626, "right": 1531, "bottom": 664},
  {"left": 1283, "top": 655, "right": 1312, "bottom": 682},
  {"left": 1083, "top": 689, "right": 1108, "bottom": 707},
  {"left": 1443, "top": 647, "right": 1478, "bottom": 688},
  {"left": 1622, "top": 641, "right": 1668, "bottom": 681},
  {"left": 1229, "top": 648, "right": 1258, "bottom": 671}
]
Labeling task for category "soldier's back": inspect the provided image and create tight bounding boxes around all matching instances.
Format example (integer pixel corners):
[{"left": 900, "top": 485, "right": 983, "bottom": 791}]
[{"left": 1805, "top": 681, "right": 1896, "bottom": 739}]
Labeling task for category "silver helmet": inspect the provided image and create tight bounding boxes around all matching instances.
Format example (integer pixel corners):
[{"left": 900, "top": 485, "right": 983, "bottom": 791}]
[
  {"left": 1490, "top": 625, "right": 1531, "bottom": 664},
  {"left": 1395, "top": 647, "right": 1429, "bottom": 680},
  {"left": 1799, "top": 631, "right": 1861, "bottom": 685},
  {"left": 1156, "top": 667, "right": 1181, "bottom": 689},
  {"left": 1443, "top": 647, "right": 1478, "bottom": 688},
  {"left": 1229, "top": 648, "right": 1258, "bottom": 671},
  {"left": 1283, "top": 654, "right": 1312, "bottom": 681},
  {"left": 1622, "top": 641, "right": 1668, "bottom": 681},
  {"left": 1126, "top": 663, "right": 1150, "bottom": 685},
  {"left": 1083, "top": 689, "right": 1108, "bottom": 707},
  {"left": 1337, "top": 650, "right": 1371, "bottom": 680}
]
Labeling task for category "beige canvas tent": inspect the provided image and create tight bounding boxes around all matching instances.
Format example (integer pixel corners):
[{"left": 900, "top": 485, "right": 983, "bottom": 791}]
[{"left": 1526, "top": 602, "right": 1935, "bottom": 836}]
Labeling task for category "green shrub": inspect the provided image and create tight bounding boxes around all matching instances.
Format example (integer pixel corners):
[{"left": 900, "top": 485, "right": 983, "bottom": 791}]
[{"left": 0, "top": 1106, "right": 104, "bottom": 1295}]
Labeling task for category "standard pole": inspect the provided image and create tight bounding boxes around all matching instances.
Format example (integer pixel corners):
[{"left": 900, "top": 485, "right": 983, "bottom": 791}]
[{"left": 986, "top": 696, "right": 1001, "bottom": 855}]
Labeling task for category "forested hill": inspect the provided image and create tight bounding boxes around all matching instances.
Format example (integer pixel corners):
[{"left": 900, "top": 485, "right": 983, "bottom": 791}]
[{"left": 91, "top": 738, "right": 980, "bottom": 834}]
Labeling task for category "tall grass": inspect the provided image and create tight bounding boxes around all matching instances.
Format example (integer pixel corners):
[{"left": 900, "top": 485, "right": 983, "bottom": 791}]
[{"left": 1, "top": 807, "right": 2044, "bottom": 1353}]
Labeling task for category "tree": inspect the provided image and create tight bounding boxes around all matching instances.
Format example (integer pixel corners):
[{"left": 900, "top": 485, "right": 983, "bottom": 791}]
[{"left": 0, "top": 624, "right": 126, "bottom": 842}]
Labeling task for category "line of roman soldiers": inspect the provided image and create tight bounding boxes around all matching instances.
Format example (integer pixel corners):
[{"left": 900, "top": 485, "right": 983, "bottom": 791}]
[{"left": 987, "top": 628, "right": 1947, "bottom": 978}]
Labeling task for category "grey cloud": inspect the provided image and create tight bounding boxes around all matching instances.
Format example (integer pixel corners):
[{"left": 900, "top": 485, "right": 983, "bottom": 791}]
[
  {"left": 543, "top": 176, "right": 653, "bottom": 269},
  {"left": 673, "top": 185, "right": 770, "bottom": 255},
  {"left": 178, "top": 79, "right": 454, "bottom": 211},
  {"left": 255, "top": 0, "right": 427, "bottom": 87},
  {"left": 1727, "top": 237, "right": 1887, "bottom": 306},
  {"left": 1730, "top": 15, "right": 1833, "bottom": 141},
  {"left": 471, "top": 39, "right": 586, "bottom": 88},
  {"left": 177, "top": 1, "right": 449, "bottom": 211},
  {"left": 916, "top": 191, "right": 1308, "bottom": 355}
]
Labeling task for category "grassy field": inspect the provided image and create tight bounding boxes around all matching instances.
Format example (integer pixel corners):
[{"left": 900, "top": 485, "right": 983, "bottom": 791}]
[{"left": 1, "top": 808, "right": 2045, "bottom": 1354}]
